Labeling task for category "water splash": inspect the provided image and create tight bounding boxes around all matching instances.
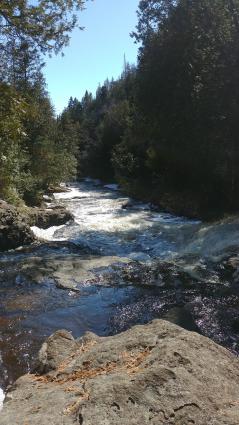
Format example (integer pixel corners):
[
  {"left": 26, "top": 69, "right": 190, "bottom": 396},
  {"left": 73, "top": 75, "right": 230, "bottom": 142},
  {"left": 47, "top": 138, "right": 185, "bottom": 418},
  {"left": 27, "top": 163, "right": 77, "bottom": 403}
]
[
  {"left": 0, "top": 388, "right": 5, "bottom": 410},
  {"left": 31, "top": 225, "right": 66, "bottom": 241}
]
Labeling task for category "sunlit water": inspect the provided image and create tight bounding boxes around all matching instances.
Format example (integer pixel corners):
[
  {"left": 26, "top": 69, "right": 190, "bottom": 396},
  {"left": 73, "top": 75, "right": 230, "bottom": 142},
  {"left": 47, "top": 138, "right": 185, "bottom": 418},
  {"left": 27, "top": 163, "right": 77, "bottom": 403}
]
[{"left": 1, "top": 179, "right": 239, "bottom": 398}]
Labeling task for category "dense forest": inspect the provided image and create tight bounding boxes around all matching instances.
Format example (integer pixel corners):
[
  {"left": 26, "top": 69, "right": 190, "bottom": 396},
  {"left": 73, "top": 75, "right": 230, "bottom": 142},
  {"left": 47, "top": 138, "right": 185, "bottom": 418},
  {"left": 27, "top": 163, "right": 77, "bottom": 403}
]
[
  {"left": 0, "top": 0, "right": 84, "bottom": 205},
  {"left": 2, "top": 0, "right": 239, "bottom": 218},
  {"left": 60, "top": 0, "right": 239, "bottom": 218}
]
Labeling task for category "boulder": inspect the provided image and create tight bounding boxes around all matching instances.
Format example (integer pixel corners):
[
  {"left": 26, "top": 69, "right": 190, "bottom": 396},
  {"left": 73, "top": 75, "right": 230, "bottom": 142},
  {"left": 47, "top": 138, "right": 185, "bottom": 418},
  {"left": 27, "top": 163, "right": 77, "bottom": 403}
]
[
  {"left": 1, "top": 320, "right": 239, "bottom": 424},
  {"left": 47, "top": 185, "right": 71, "bottom": 194},
  {"left": 29, "top": 206, "right": 74, "bottom": 229},
  {"left": 122, "top": 200, "right": 135, "bottom": 210},
  {"left": 0, "top": 201, "right": 35, "bottom": 251}
]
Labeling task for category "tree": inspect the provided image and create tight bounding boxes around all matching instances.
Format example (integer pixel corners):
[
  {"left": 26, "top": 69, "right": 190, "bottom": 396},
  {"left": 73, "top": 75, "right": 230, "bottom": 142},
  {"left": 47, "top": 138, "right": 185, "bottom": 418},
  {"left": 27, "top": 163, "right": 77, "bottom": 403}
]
[
  {"left": 71, "top": 0, "right": 239, "bottom": 216},
  {"left": 131, "top": 0, "right": 177, "bottom": 45},
  {"left": 0, "top": 1, "right": 86, "bottom": 56},
  {"left": 0, "top": 0, "right": 88, "bottom": 204},
  {"left": 0, "top": 1, "right": 87, "bottom": 86},
  {"left": 0, "top": 82, "right": 28, "bottom": 202}
]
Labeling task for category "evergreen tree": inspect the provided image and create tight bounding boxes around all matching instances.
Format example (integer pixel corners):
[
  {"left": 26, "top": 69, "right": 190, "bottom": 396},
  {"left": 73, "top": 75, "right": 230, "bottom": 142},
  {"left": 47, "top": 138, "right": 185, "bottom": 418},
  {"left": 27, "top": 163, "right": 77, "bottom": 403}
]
[
  {"left": 0, "top": 0, "right": 87, "bottom": 204},
  {"left": 70, "top": 0, "right": 239, "bottom": 217}
]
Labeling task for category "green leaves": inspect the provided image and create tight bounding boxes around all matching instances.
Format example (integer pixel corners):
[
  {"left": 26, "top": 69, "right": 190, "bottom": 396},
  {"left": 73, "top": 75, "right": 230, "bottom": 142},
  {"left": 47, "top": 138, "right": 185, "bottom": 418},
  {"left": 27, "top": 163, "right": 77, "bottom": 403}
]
[
  {"left": 0, "top": 83, "right": 28, "bottom": 201},
  {"left": 65, "top": 0, "right": 239, "bottom": 215},
  {"left": 0, "top": 0, "right": 86, "bottom": 55},
  {"left": 0, "top": 0, "right": 88, "bottom": 204}
]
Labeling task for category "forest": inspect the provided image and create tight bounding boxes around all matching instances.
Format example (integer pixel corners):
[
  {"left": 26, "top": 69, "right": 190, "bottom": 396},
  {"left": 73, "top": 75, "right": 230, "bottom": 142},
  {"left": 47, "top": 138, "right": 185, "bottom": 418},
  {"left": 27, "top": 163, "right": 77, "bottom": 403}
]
[
  {"left": 61, "top": 0, "right": 239, "bottom": 218},
  {"left": 2, "top": 0, "right": 239, "bottom": 218},
  {"left": 0, "top": 0, "right": 83, "bottom": 205}
]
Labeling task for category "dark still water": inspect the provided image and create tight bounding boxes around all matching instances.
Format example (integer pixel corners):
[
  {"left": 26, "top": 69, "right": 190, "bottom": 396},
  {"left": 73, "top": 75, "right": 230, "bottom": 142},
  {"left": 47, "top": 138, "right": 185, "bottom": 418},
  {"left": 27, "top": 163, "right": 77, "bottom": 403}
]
[{"left": 1, "top": 179, "right": 239, "bottom": 393}]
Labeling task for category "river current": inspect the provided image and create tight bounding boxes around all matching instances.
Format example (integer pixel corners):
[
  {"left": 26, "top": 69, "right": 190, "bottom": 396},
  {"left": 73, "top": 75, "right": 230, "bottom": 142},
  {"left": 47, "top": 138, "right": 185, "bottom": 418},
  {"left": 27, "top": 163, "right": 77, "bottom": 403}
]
[{"left": 1, "top": 179, "right": 239, "bottom": 396}]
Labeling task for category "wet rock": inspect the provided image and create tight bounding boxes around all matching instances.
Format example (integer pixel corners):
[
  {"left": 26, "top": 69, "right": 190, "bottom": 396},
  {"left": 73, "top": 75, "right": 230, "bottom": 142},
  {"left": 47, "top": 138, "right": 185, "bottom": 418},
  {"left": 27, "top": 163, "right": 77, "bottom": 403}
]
[
  {"left": 0, "top": 201, "right": 35, "bottom": 251},
  {"left": 232, "top": 318, "right": 239, "bottom": 333},
  {"left": 55, "top": 280, "right": 80, "bottom": 292},
  {"left": 1, "top": 320, "right": 239, "bottom": 424},
  {"left": 47, "top": 185, "right": 71, "bottom": 194},
  {"left": 106, "top": 260, "right": 195, "bottom": 289},
  {"left": 128, "top": 252, "right": 151, "bottom": 262},
  {"left": 29, "top": 206, "right": 74, "bottom": 229},
  {"left": 43, "top": 194, "right": 53, "bottom": 202},
  {"left": 162, "top": 306, "right": 200, "bottom": 332},
  {"left": 121, "top": 200, "right": 152, "bottom": 211},
  {"left": 150, "top": 203, "right": 160, "bottom": 212},
  {"left": 122, "top": 200, "right": 134, "bottom": 209}
]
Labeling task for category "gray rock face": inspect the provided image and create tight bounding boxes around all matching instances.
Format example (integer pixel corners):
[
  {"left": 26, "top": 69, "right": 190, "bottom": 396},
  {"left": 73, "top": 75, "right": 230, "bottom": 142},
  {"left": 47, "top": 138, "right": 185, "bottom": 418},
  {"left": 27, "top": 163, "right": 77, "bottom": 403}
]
[
  {"left": 0, "top": 201, "right": 35, "bottom": 251},
  {"left": 1, "top": 320, "right": 239, "bottom": 424}
]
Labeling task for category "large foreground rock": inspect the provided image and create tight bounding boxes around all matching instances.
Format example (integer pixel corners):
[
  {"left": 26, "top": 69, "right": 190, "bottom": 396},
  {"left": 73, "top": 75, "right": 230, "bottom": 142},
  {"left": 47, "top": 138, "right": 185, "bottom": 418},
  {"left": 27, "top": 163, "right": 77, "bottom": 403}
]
[
  {"left": 1, "top": 320, "right": 239, "bottom": 424},
  {"left": 0, "top": 201, "right": 35, "bottom": 251}
]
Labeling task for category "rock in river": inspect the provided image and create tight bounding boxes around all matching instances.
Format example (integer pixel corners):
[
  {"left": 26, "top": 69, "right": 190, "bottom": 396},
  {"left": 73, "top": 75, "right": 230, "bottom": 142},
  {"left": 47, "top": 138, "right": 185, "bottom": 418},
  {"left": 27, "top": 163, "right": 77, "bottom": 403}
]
[
  {"left": 1, "top": 320, "right": 239, "bottom": 424},
  {"left": 0, "top": 201, "right": 35, "bottom": 251},
  {"left": 29, "top": 205, "right": 74, "bottom": 229},
  {"left": 0, "top": 200, "right": 73, "bottom": 251}
]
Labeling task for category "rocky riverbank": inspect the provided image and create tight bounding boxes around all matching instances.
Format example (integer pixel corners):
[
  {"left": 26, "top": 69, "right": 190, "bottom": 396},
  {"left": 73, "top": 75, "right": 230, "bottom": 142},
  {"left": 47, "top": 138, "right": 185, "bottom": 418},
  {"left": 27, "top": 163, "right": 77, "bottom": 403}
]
[
  {"left": 1, "top": 320, "right": 239, "bottom": 424},
  {"left": 0, "top": 200, "right": 73, "bottom": 251},
  {"left": 27, "top": 205, "right": 74, "bottom": 229},
  {"left": 0, "top": 201, "right": 35, "bottom": 251}
]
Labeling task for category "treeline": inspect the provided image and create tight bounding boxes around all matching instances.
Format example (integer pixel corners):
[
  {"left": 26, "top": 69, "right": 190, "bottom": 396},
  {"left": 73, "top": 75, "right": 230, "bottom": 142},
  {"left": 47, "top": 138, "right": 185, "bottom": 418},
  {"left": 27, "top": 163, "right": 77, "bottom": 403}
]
[
  {"left": 0, "top": 1, "right": 85, "bottom": 205},
  {"left": 61, "top": 0, "right": 239, "bottom": 217}
]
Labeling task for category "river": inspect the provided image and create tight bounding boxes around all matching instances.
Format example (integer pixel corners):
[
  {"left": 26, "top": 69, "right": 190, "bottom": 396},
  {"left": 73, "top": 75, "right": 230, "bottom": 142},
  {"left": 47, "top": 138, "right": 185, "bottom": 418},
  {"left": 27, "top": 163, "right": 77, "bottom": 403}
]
[{"left": 1, "top": 179, "right": 239, "bottom": 393}]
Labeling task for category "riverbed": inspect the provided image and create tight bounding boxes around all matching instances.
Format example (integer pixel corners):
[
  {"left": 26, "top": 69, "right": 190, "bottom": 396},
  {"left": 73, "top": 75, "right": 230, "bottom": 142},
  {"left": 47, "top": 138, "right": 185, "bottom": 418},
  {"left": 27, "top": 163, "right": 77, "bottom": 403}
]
[{"left": 1, "top": 179, "right": 239, "bottom": 392}]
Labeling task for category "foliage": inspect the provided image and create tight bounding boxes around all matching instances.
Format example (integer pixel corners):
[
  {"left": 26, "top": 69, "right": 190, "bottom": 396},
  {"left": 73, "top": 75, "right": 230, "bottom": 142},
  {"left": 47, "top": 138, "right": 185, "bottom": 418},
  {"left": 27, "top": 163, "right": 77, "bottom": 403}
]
[
  {"left": 59, "top": 65, "right": 137, "bottom": 180},
  {"left": 0, "top": 0, "right": 85, "bottom": 204},
  {"left": 0, "top": 83, "right": 28, "bottom": 202},
  {"left": 62, "top": 0, "right": 239, "bottom": 216},
  {"left": 0, "top": 1, "right": 86, "bottom": 56}
]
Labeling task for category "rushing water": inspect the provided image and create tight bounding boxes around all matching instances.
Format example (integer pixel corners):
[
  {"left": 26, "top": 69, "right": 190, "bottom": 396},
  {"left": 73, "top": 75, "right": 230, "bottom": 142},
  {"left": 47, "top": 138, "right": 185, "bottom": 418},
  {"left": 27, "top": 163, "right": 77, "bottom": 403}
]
[{"left": 1, "top": 179, "right": 239, "bottom": 393}]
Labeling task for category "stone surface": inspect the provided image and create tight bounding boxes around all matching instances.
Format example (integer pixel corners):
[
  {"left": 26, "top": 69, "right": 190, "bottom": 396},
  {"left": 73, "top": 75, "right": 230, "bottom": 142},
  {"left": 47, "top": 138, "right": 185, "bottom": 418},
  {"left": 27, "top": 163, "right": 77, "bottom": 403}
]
[
  {"left": 0, "top": 200, "right": 72, "bottom": 251},
  {"left": 1, "top": 320, "right": 239, "bottom": 424},
  {"left": 36, "top": 330, "right": 79, "bottom": 374},
  {"left": 0, "top": 200, "right": 35, "bottom": 251},
  {"left": 29, "top": 205, "right": 74, "bottom": 229},
  {"left": 47, "top": 185, "right": 71, "bottom": 194}
]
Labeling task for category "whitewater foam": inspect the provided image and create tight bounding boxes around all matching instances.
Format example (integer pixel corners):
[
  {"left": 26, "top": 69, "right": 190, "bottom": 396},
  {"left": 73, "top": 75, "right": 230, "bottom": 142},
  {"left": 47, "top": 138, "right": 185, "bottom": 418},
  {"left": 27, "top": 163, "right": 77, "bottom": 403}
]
[
  {"left": 31, "top": 225, "right": 66, "bottom": 241},
  {"left": 0, "top": 388, "right": 5, "bottom": 410}
]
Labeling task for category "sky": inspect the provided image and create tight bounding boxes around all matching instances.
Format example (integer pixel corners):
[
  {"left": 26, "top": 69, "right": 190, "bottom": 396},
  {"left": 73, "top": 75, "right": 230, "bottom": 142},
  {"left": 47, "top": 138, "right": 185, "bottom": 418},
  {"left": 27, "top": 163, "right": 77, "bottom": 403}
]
[{"left": 44, "top": 0, "right": 140, "bottom": 114}]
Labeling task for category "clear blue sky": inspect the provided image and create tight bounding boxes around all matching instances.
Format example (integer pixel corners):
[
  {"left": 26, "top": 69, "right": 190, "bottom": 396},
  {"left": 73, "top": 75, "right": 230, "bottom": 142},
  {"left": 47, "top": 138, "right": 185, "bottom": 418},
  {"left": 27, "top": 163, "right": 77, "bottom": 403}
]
[{"left": 44, "top": 0, "right": 140, "bottom": 114}]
